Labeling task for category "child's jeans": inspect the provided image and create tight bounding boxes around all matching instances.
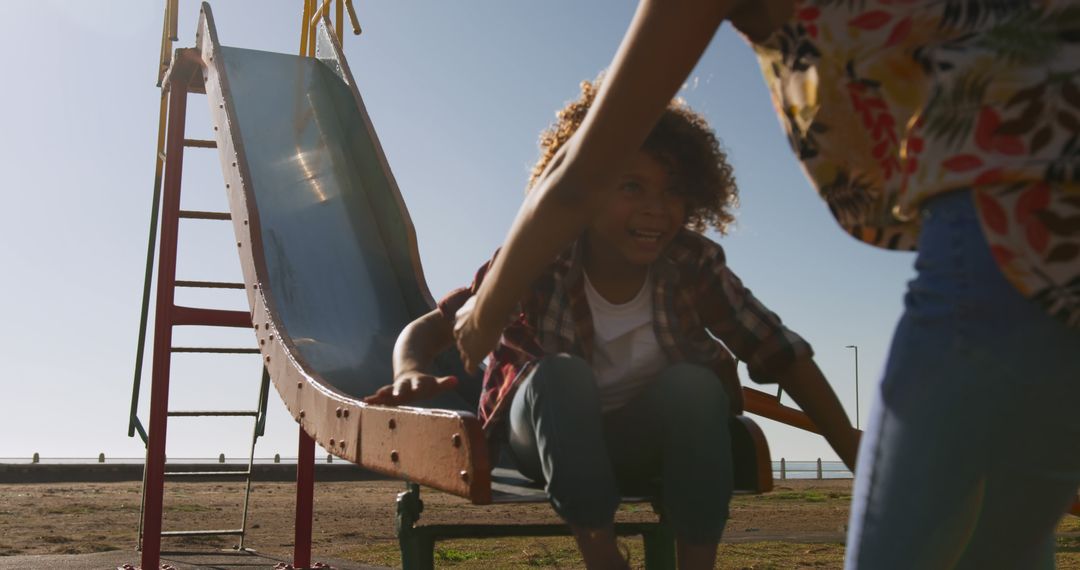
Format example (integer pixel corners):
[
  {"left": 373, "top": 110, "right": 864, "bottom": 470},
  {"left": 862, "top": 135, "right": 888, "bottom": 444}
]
[
  {"left": 507, "top": 355, "right": 733, "bottom": 543},
  {"left": 846, "top": 189, "right": 1080, "bottom": 569}
]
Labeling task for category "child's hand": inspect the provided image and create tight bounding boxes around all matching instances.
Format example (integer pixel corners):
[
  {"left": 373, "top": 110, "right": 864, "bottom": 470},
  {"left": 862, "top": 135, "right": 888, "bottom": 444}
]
[
  {"left": 453, "top": 296, "right": 500, "bottom": 373},
  {"left": 363, "top": 372, "right": 458, "bottom": 406}
]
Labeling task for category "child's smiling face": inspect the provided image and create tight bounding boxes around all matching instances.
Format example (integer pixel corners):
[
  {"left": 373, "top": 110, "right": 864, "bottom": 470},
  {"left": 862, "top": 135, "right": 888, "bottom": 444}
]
[{"left": 585, "top": 150, "right": 687, "bottom": 269}]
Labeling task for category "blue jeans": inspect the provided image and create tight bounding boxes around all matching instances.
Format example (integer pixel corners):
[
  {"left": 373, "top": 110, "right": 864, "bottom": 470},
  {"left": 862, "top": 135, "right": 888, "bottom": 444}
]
[
  {"left": 507, "top": 354, "right": 733, "bottom": 543},
  {"left": 846, "top": 190, "right": 1080, "bottom": 569}
]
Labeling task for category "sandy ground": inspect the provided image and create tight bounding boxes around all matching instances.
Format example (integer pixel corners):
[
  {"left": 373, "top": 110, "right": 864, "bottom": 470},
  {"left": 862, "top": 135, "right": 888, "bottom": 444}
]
[{"left": 0, "top": 478, "right": 1076, "bottom": 568}]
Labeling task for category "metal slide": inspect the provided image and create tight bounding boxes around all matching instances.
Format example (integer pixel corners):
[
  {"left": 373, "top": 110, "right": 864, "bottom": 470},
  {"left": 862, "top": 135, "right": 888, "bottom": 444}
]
[{"left": 194, "top": 4, "right": 493, "bottom": 502}]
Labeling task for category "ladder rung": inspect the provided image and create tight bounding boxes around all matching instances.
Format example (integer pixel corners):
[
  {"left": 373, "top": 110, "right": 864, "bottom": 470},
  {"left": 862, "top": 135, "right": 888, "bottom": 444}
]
[
  {"left": 179, "top": 210, "right": 231, "bottom": 220},
  {"left": 183, "top": 138, "right": 217, "bottom": 148},
  {"left": 168, "top": 410, "right": 259, "bottom": 417},
  {"left": 175, "top": 280, "right": 245, "bottom": 290},
  {"left": 172, "top": 306, "right": 251, "bottom": 328},
  {"left": 165, "top": 470, "right": 252, "bottom": 478},
  {"left": 171, "top": 347, "right": 260, "bottom": 354},
  {"left": 161, "top": 529, "right": 245, "bottom": 537}
]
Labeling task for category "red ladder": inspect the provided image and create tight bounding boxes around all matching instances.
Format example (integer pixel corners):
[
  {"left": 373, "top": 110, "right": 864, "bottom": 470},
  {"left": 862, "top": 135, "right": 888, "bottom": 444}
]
[{"left": 128, "top": 48, "right": 273, "bottom": 569}]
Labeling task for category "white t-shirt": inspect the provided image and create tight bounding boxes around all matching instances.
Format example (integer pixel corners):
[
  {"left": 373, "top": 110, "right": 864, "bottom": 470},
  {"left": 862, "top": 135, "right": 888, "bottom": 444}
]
[{"left": 583, "top": 271, "right": 667, "bottom": 412}]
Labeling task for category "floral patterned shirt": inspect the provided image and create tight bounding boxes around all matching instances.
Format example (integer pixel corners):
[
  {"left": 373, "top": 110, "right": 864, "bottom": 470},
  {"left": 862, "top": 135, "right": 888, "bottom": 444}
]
[{"left": 754, "top": 0, "right": 1080, "bottom": 326}]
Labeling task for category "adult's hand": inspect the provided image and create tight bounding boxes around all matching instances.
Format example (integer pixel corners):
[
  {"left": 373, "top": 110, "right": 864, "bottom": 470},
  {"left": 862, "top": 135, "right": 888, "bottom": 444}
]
[{"left": 363, "top": 372, "right": 458, "bottom": 406}]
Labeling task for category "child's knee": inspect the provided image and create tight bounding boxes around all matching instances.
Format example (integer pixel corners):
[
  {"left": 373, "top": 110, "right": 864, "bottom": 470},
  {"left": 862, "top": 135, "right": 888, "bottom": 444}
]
[
  {"left": 529, "top": 354, "right": 596, "bottom": 399},
  {"left": 658, "top": 363, "right": 730, "bottom": 417}
]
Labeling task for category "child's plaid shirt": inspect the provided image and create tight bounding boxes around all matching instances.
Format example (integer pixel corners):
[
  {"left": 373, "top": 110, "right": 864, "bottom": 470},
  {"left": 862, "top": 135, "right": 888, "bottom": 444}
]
[{"left": 437, "top": 229, "right": 813, "bottom": 437}]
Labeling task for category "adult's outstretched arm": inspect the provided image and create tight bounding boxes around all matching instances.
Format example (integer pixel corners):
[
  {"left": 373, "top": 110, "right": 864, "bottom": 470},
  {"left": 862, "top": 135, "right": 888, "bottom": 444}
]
[{"left": 454, "top": 0, "right": 793, "bottom": 371}]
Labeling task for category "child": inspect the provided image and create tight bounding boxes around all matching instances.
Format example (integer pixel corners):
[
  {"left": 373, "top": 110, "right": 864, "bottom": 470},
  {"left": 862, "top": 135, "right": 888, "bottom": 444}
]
[{"left": 366, "top": 80, "right": 858, "bottom": 569}]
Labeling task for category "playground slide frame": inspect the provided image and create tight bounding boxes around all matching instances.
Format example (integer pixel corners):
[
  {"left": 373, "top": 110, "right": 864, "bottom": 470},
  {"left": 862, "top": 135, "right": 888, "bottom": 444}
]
[{"left": 193, "top": 3, "right": 492, "bottom": 503}]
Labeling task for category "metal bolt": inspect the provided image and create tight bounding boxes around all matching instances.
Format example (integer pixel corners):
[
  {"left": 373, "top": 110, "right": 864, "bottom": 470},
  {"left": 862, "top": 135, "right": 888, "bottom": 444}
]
[
  {"left": 265, "top": 355, "right": 271, "bottom": 362},
  {"left": 329, "top": 438, "right": 335, "bottom": 446},
  {"left": 335, "top": 407, "right": 342, "bottom": 418},
  {"left": 260, "top": 339, "right": 265, "bottom": 345},
  {"left": 237, "top": 242, "right": 242, "bottom": 247},
  {"left": 299, "top": 410, "right": 306, "bottom": 418},
  {"left": 451, "top": 434, "right": 462, "bottom": 448},
  {"left": 297, "top": 381, "right": 303, "bottom": 389},
  {"left": 225, "top": 183, "right": 230, "bottom": 189},
  {"left": 232, "top": 161, "right": 237, "bottom": 167},
  {"left": 390, "top": 450, "right": 399, "bottom": 462},
  {"left": 269, "top": 334, "right": 275, "bottom": 341},
  {"left": 388, "top": 419, "right": 396, "bottom": 430},
  {"left": 265, "top": 323, "right": 270, "bottom": 329},
  {"left": 213, "top": 126, "right": 218, "bottom": 131},
  {"left": 460, "top": 470, "right": 469, "bottom": 482},
  {"left": 342, "top": 409, "right": 349, "bottom": 418},
  {"left": 339, "top": 440, "right": 346, "bottom": 448}
]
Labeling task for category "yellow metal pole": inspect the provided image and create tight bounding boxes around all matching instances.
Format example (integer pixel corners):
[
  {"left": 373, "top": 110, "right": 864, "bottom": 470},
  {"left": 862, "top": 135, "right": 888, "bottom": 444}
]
[
  {"left": 158, "top": 4, "right": 168, "bottom": 84},
  {"left": 168, "top": 0, "right": 179, "bottom": 41},
  {"left": 345, "top": 0, "right": 362, "bottom": 35},
  {"left": 299, "top": 0, "right": 313, "bottom": 56},
  {"left": 309, "top": 0, "right": 332, "bottom": 57},
  {"left": 153, "top": 93, "right": 168, "bottom": 202},
  {"left": 157, "top": 0, "right": 174, "bottom": 86},
  {"left": 335, "top": 0, "right": 344, "bottom": 43}
]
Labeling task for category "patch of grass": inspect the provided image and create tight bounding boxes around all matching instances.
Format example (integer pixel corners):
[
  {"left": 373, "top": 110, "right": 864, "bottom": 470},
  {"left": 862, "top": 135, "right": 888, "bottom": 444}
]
[
  {"left": 757, "top": 491, "right": 829, "bottom": 502},
  {"left": 41, "top": 487, "right": 78, "bottom": 496},
  {"left": 165, "top": 503, "right": 213, "bottom": 513},
  {"left": 718, "top": 541, "right": 846, "bottom": 568},
  {"left": 39, "top": 502, "right": 138, "bottom": 515},
  {"left": 435, "top": 547, "right": 487, "bottom": 562},
  {"left": 523, "top": 550, "right": 560, "bottom": 566},
  {"left": 519, "top": 541, "right": 582, "bottom": 568},
  {"left": 40, "top": 504, "right": 98, "bottom": 515},
  {"left": 342, "top": 537, "right": 588, "bottom": 569},
  {"left": 339, "top": 540, "right": 401, "bottom": 567},
  {"left": 51, "top": 542, "right": 120, "bottom": 555}
]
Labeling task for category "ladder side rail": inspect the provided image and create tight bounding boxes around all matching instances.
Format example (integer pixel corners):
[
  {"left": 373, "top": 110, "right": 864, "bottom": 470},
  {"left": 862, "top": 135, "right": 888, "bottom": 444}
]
[
  {"left": 141, "top": 56, "right": 196, "bottom": 570},
  {"left": 128, "top": 89, "right": 171, "bottom": 443},
  {"left": 137, "top": 444, "right": 150, "bottom": 551},
  {"left": 294, "top": 429, "right": 317, "bottom": 569},
  {"left": 255, "top": 366, "right": 271, "bottom": 437},
  {"left": 237, "top": 369, "right": 270, "bottom": 550}
]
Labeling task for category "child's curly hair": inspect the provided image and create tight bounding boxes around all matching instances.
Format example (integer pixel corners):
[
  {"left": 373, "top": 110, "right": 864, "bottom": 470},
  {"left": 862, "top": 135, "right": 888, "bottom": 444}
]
[{"left": 529, "top": 79, "right": 738, "bottom": 234}]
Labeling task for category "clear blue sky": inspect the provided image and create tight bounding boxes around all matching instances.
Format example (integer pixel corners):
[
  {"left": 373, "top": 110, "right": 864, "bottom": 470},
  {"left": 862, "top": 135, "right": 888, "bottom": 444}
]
[{"left": 0, "top": 1, "right": 914, "bottom": 462}]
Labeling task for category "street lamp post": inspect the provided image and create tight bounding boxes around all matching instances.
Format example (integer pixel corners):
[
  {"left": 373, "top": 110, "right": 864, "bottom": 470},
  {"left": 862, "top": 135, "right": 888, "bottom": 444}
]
[{"left": 845, "top": 345, "right": 860, "bottom": 429}]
